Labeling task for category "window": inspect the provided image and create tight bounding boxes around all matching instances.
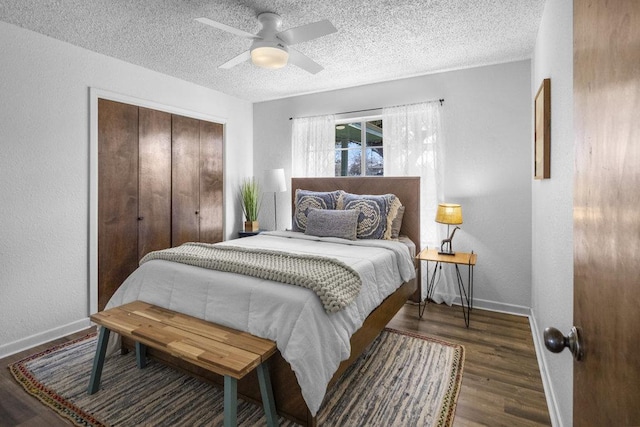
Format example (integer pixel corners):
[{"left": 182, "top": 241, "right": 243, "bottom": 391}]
[{"left": 334, "top": 119, "right": 383, "bottom": 176}]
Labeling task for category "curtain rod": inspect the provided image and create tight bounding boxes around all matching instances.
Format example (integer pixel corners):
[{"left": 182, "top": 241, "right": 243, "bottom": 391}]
[{"left": 288, "top": 98, "right": 444, "bottom": 120}]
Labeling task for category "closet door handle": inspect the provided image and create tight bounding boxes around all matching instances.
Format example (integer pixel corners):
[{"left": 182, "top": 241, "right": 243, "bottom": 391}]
[
  {"left": 195, "top": 210, "right": 199, "bottom": 215},
  {"left": 137, "top": 216, "right": 144, "bottom": 221}
]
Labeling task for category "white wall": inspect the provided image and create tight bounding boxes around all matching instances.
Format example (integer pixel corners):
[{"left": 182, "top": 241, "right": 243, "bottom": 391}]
[
  {"left": 0, "top": 21, "right": 253, "bottom": 357},
  {"left": 531, "top": 1, "right": 574, "bottom": 426},
  {"left": 253, "top": 61, "right": 532, "bottom": 313}
]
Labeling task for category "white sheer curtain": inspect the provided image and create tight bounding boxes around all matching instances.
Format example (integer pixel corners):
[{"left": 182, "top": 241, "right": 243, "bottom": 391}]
[
  {"left": 291, "top": 114, "right": 336, "bottom": 177},
  {"left": 383, "top": 101, "right": 455, "bottom": 304}
]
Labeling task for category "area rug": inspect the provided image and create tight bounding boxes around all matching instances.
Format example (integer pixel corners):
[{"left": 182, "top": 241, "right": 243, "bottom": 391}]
[{"left": 9, "top": 328, "right": 464, "bottom": 427}]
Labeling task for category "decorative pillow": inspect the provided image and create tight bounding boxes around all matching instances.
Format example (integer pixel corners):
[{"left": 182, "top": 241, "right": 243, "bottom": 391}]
[
  {"left": 305, "top": 208, "right": 359, "bottom": 240},
  {"left": 383, "top": 196, "right": 403, "bottom": 240},
  {"left": 292, "top": 189, "right": 343, "bottom": 232},
  {"left": 340, "top": 192, "right": 396, "bottom": 239},
  {"left": 389, "top": 205, "right": 405, "bottom": 239}
]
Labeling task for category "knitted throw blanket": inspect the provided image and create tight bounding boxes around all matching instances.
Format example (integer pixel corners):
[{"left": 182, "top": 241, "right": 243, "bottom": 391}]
[{"left": 140, "top": 242, "right": 362, "bottom": 313}]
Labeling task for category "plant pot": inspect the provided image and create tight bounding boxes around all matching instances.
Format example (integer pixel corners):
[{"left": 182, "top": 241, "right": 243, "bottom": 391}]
[{"left": 244, "top": 221, "right": 259, "bottom": 232}]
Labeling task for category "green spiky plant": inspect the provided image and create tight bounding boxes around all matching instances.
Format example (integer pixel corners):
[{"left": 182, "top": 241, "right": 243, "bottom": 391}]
[{"left": 240, "top": 177, "right": 261, "bottom": 223}]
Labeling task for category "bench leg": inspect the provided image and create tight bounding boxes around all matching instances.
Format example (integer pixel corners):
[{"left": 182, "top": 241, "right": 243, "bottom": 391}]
[
  {"left": 88, "top": 327, "right": 111, "bottom": 395},
  {"left": 257, "top": 362, "right": 279, "bottom": 427},
  {"left": 135, "top": 342, "right": 147, "bottom": 369},
  {"left": 224, "top": 375, "right": 238, "bottom": 427}
]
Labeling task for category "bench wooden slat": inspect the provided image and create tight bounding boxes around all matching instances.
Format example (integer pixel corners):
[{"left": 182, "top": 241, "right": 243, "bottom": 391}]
[
  {"left": 131, "top": 325, "right": 185, "bottom": 348},
  {"left": 116, "top": 301, "right": 276, "bottom": 357}
]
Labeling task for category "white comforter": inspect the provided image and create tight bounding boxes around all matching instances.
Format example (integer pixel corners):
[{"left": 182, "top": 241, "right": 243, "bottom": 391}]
[{"left": 105, "top": 231, "right": 415, "bottom": 415}]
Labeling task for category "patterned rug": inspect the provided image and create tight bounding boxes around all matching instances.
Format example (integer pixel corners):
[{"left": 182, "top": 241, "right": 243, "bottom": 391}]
[{"left": 9, "top": 328, "right": 464, "bottom": 427}]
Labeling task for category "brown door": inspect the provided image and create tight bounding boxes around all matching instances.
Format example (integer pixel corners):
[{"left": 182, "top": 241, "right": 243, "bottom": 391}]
[
  {"left": 573, "top": 1, "right": 640, "bottom": 425},
  {"left": 199, "top": 121, "right": 224, "bottom": 243},
  {"left": 138, "top": 107, "right": 172, "bottom": 259},
  {"left": 171, "top": 115, "right": 224, "bottom": 246},
  {"left": 98, "top": 99, "right": 139, "bottom": 311},
  {"left": 171, "top": 114, "right": 201, "bottom": 246}
]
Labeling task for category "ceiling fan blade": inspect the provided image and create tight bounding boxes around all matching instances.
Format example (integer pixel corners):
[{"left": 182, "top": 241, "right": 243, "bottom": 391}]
[
  {"left": 218, "top": 50, "right": 251, "bottom": 69},
  {"left": 276, "top": 19, "right": 337, "bottom": 45},
  {"left": 195, "top": 17, "right": 258, "bottom": 39},
  {"left": 288, "top": 48, "right": 324, "bottom": 74}
]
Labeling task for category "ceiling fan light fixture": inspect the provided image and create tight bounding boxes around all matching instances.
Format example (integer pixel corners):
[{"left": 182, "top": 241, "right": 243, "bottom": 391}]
[
  {"left": 251, "top": 45, "right": 289, "bottom": 69},
  {"left": 197, "top": 13, "right": 335, "bottom": 73}
]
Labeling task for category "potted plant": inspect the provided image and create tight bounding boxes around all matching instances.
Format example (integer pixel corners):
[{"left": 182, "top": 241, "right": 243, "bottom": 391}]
[{"left": 240, "top": 177, "right": 261, "bottom": 231}]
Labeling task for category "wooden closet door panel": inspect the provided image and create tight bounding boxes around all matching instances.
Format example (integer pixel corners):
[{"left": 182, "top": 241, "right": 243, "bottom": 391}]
[
  {"left": 98, "top": 99, "right": 139, "bottom": 311},
  {"left": 172, "top": 114, "right": 200, "bottom": 246},
  {"left": 199, "top": 121, "right": 224, "bottom": 243},
  {"left": 138, "top": 107, "right": 172, "bottom": 258}
]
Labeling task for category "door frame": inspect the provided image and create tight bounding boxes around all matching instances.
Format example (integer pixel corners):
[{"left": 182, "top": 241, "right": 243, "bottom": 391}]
[{"left": 88, "top": 87, "right": 227, "bottom": 315}]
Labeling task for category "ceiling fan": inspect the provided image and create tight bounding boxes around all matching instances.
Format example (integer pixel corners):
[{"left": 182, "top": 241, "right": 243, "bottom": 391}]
[{"left": 196, "top": 13, "right": 337, "bottom": 74}]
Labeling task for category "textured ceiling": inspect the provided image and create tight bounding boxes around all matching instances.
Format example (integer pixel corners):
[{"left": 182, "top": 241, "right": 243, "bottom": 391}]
[{"left": 0, "top": 0, "right": 546, "bottom": 102}]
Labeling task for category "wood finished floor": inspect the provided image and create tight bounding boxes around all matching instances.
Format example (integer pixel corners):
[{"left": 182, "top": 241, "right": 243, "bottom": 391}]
[
  {"left": 388, "top": 303, "right": 551, "bottom": 427},
  {"left": 0, "top": 303, "right": 551, "bottom": 426}
]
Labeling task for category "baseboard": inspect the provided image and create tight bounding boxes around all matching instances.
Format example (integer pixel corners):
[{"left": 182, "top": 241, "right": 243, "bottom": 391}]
[
  {"left": 450, "top": 295, "right": 531, "bottom": 317},
  {"left": 424, "top": 289, "right": 531, "bottom": 317},
  {"left": 0, "top": 317, "right": 92, "bottom": 359},
  {"left": 529, "top": 310, "right": 562, "bottom": 427}
]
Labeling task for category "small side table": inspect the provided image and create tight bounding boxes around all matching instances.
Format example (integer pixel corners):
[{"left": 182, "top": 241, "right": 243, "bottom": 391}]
[
  {"left": 238, "top": 230, "right": 262, "bottom": 238},
  {"left": 416, "top": 248, "right": 477, "bottom": 327}
]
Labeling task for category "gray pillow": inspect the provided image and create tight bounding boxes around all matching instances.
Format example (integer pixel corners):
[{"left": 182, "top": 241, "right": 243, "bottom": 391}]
[{"left": 304, "top": 208, "right": 359, "bottom": 240}]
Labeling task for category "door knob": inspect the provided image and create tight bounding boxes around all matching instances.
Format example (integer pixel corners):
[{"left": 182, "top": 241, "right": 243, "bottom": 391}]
[{"left": 543, "top": 326, "right": 583, "bottom": 361}]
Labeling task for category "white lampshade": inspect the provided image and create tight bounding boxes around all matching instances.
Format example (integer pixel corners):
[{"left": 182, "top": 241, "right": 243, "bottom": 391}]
[
  {"left": 263, "top": 168, "right": 287, "bottom": 193},
  {"left": 251, "top": 46, "right": 289, "bottom": 69}
]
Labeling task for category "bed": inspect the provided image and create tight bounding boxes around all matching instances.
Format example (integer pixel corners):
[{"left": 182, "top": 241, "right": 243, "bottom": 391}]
[{"left": 105, "top": 176, "right": 420, "bottom": 426}]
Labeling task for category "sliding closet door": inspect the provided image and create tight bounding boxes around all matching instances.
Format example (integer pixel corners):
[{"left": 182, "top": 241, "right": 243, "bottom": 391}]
[
  {"left": 98, "top": 99, "right": 139, "bottom": 311},
  {"left": 199, "top": 121, "right": 224, "bottom": 243},
  {"left": 138, "top": 107, "right": 172, "bottom": 259},
  {"left": 172, "top": 114, "right": 201, "bottom": 246}
]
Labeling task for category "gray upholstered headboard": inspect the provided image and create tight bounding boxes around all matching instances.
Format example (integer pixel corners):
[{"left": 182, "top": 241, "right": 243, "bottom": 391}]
[{"left": 291, "top": 177, "right": 421, "bottom": 251}]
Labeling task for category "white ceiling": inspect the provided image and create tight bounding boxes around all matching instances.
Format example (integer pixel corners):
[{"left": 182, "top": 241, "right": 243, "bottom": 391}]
[{"left": 0, "top": 0, "right": 546, "bottom": 103}]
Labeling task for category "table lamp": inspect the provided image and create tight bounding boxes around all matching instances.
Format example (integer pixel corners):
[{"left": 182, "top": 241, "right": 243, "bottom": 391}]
[
  {"left": 263, "top": 168, "right": 287, "bottom": 230},
  {"left": 435, "top": 203, "right": 463, "bottom": 255}
]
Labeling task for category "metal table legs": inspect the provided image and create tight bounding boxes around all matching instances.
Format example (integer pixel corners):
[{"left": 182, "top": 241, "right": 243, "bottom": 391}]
[{"left": 418, "top": 260, "right": 474, "bottom": 327}]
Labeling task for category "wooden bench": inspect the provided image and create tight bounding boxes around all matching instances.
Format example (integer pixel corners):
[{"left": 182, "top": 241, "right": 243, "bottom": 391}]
[{"left": 87, "top": 300, "right": 278, "bottom": 427}]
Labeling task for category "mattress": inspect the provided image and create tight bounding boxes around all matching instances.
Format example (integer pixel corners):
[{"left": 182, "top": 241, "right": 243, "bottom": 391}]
[{"left": 105, "top": 230, "right": 415, "bottom": 415}]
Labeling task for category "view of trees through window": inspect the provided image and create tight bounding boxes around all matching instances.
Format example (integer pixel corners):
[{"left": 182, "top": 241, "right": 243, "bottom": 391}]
[{"left": 334, "top": 120, "right": 383, "bottom": 176}]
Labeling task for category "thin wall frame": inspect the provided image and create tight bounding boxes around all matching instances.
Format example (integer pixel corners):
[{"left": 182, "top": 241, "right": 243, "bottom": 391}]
[{"left": 534, "top": 78, "right": 551, "bottom": 179}]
